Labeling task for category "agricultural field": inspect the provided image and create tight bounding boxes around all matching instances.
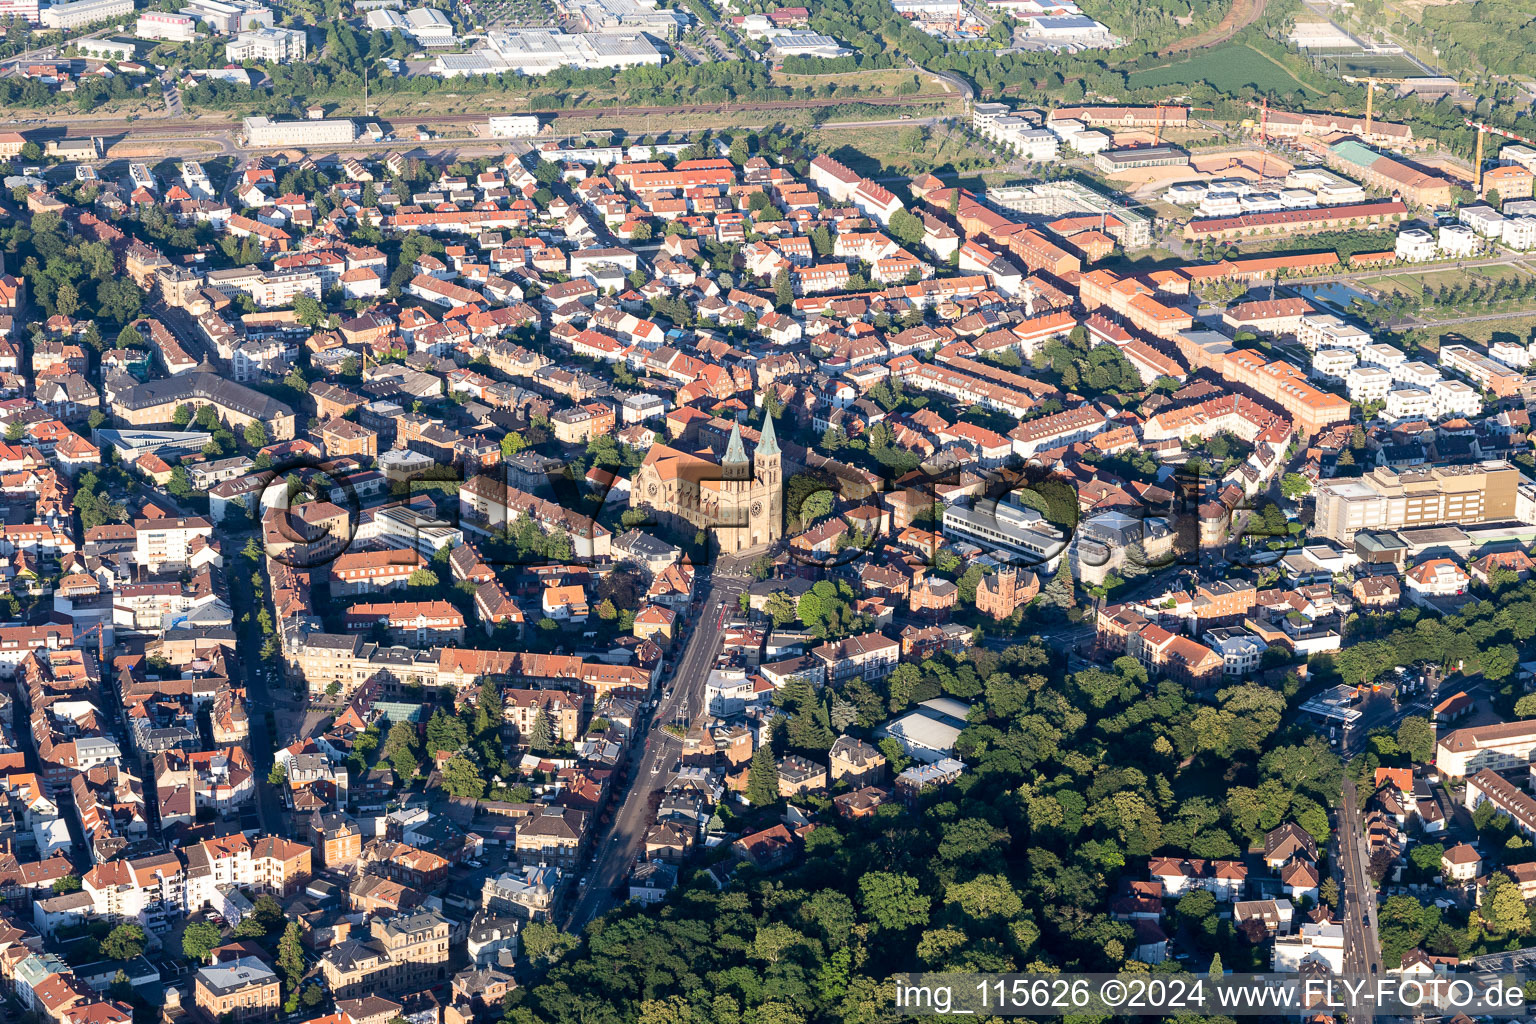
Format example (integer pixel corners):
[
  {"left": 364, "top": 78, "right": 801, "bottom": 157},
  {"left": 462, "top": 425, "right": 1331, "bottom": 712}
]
[{"left": 1127, "top": 43, "right": 1322, "bottom": 95}]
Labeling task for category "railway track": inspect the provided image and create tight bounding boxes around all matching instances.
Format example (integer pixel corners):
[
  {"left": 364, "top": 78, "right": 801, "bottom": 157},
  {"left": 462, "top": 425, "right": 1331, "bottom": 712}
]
[{"left": 54, "top": 92, "right": 951, "bottom": 138}]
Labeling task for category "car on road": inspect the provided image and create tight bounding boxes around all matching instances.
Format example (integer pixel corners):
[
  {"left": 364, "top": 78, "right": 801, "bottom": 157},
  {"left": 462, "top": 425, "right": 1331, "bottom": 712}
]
[{"left": 650, "top": 761, "right": 660, "bottom": 774}]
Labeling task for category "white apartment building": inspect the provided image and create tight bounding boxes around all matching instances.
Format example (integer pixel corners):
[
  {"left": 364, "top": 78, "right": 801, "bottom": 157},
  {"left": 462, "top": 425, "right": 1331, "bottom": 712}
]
[
  {"left": 1439, "top": 722, "right": 1536, "bottom": 776},
  {"left": 229, "top": 337, "right": 294, "bottom": 383},
  {"left": 1394, "top": 227, "right": 1436, "bottom": 262},
  {"left": 973, "top": 107, "right": 1060, "bottom": 162},
  {"left": 1438, "top": 223, "right": 1479, "bottom": 257},
  {"left": 135, "top": 516, "right": 215, "bottom": 572},
  {"left": 138, "top": 10, "right": 197, "bottom": 39},
  {"left": 204, "top": 268, "right": 321, "bottom": 308},
  {"left": 1240, "top": 191, "right": 1285, "bottom": 213},
  {"left": 1394, "top": 360, "right": 1442, "bottom": 389},
  {"left": 1311, "top": 348, "right": 1357, "bottom": 381},
  {"left": 1164, "top": 182, "right": 1207, "bottom": 205},
  {"left": 180, "top": 161, "right": 213, "bottom": 197},
  {"left": 1433, "top": 379, "right": 1482, "bottom": 419},
  {"left": 971, "top": 101, "right": 1008, "bottom": 135},
  {"left": 1503, "top": 217, "right": 1536, "bottom": 251},
  {"left": 182, "top": 835, "right": 311, "bottom": 910},
  {"left": 128, "top": 162, "right": 155, "bottom": 193},
  {"left": 181, "top": 0, "right": 275, "bottom": 33},
  {"left": 1273, "top": 922, "right": 1344, "bottom": 973},
  {"left": 226, "top": 25, "right": 307, "bottom": 61},
  {"left": 82, "top": 854, "right": 185, "bottom": 931},
  {"left": 1490, "top": 340, "right": 1532, "bottom": 369},
  {"left": 40, "top": 0, "right": 129, "bottom": 28},
  {"left": 1005, "top": 127, "right": 1060, "bottom": 162},
  {"left": 1297, "top": 313, "right": 1370, "bottom": 353},
  {"left": 1460, "top": 204, "right": 1506, "bottom": 239},
  {"left": 1385, "top": 386, "right": 1434, "bottom": 422},
  {"left": 1285, "top": 166, "right": 1366, "bottom": 205},
  {"left": 1501, "top": 144, "right": 1536, "bottom": 174},
  {"left": 1346, "top": 365, "right": 1392, "bottom": 404},
  {"left": 1359, "top": 343, "right": 1406, "bottom": 373},
  {"left": 1, "top": 0, "right": 40, "bottom": 24},
  {"left": 1047, "top": 120, "right": 1111, "bottom": 154},
  {"left": 1199, "top": 191, "right": 1243, "bottom": 217}
]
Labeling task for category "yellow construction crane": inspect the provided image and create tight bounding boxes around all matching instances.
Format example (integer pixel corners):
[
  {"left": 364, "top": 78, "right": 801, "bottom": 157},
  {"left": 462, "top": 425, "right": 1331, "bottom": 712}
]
[
  {"left": 1342, "top": 74, "right": 1472, "bottom": 135},
  {"left": 1340, "top": 75, "right": 1414, "bottom": 134},
  {"left": 1464, "top": 119, "right": 1536, "bottom": 195}
]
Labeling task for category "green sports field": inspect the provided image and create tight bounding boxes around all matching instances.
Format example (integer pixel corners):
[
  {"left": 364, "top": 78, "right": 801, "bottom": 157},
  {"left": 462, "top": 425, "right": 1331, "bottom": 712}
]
[{"left": 1128, "top": 44, "right": 1321, "bottom": 95}]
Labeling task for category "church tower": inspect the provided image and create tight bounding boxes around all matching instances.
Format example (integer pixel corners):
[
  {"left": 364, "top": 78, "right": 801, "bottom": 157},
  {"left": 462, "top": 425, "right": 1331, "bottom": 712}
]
[
  {"left": 755, "top": 414, "right": 782, "bottom": 544},
  {"left": 721, "top": 422, "right": 751, "bottom": 545},
  {"left": 722, "top": 421, "right": 750, "bottom": 486}
]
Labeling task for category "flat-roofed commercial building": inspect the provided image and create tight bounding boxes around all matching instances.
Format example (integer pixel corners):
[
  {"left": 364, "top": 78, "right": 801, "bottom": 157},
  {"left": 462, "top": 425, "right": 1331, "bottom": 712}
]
[
  {"left": 41, "top": 0, "right": 130, "bottom": 29},
  {"left": 1094, "top": 144, "right": 1189, "bottom": 174},
  {"left": 241, "top": 116, "right": 354, "bottom": 147},
  {"left": 1313, "top": 461, "right": 1523, "bottom": 544},
  {"left": 226, "top": 26, "right": 307, "bottom": 61},
  {"left": 137, "top": 10, "right": 197, "bottom": 39},
  {"left": 986, "top": 179, "right": 1152, "bottom": 247},
  {"left": 1, "top": 0, "right": 39, "bottom": 24}
]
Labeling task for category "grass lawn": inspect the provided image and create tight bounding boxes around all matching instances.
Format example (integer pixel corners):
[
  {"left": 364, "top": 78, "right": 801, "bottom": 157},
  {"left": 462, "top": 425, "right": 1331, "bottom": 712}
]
[
  {"left": 812, "top": 122, "right": 993, "bottom": 176},
  {"left": 1160, "top": 127, "right": 1222, "bottom": 146},
  {"left": 771, "top": 67, "right": 950, "bottom": 99},
  {"left": 1128, "top": 43, "right": 1323, "bottom": 95},
  {"left": 1232, "top": 228, "right": 1396, "bottom": 258},
  {"left": 1097, "top": 247, "right": 1188, "bottom": 273},
  {"left": 1368, "top": 264, "right": 1535, "bottom": 296},
  {"left": 1422, "top": 313, "right": 1536, "bottom": 350}
]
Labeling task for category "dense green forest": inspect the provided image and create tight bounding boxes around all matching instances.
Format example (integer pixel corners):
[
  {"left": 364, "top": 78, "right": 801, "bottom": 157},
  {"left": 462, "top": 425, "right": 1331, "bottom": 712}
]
[{"left": 500, "top": 638, "right": 1342, "bottom": 1024}]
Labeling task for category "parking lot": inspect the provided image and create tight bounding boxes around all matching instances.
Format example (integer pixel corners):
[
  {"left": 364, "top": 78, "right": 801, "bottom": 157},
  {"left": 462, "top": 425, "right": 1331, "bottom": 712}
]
[
  {"left": 1468, "top": 945, "right": 1536, "bottom": 974},
  {"left": 467, "top": 0, "right": 561, "bottom": 30}
]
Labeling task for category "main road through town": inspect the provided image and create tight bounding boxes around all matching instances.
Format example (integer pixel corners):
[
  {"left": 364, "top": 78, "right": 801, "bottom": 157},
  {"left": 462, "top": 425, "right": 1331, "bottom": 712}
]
[
  {"left": 1337, "top": 777, "right": 1384, "bottom": 1015},
  {"left": 564, "top": 566, "right": 749, "bottom": 930}
]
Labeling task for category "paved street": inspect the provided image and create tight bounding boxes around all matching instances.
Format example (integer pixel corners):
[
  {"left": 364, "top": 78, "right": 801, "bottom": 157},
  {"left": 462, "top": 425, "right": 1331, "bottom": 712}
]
[
  {"left": 229, "top": 526, "right": 292, "bottom": 839},
  {"left": 1338, "top": 779, "right": 1384, "bottom": 995},
  {"left": 564, "top": 568, "right": 748, "bottom": 930}
]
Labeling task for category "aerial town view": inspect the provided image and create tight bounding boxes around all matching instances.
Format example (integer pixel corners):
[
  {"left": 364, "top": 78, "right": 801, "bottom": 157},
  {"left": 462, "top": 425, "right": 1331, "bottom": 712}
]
[{"left": 3, "top": 0, "right": 1536, "bottom": 1017}]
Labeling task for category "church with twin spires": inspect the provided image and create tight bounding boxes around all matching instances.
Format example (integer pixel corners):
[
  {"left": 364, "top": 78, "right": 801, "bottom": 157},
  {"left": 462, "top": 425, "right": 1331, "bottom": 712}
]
[{"left": 629, "top": 416, "right": 783, "bottom": 555}]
